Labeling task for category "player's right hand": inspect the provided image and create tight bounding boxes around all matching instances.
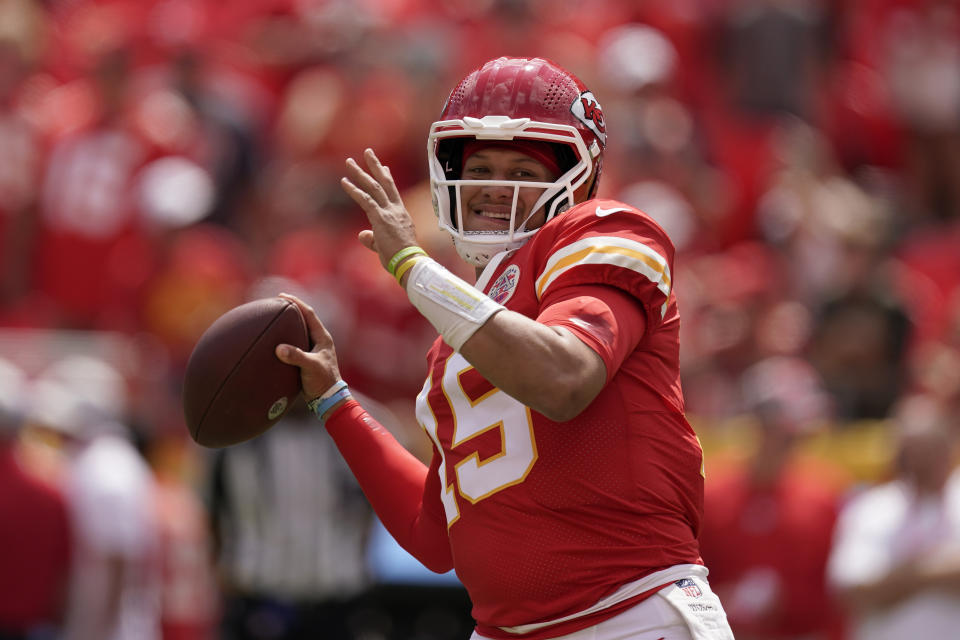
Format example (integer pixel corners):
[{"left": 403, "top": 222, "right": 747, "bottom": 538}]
[{"left": 274, "top": 293, "right": 343, "bottom": 402}]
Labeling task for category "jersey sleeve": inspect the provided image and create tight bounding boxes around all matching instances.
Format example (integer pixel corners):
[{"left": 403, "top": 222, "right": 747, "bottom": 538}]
[
  {"left": 324, "top": 400, "right": 454, "bottom": 573},
  {"left": 536, "top": 285, "right": 647, "bottom": 384},
  {"left": 531, "top": 200, "right": 675, "bottom": 333}
]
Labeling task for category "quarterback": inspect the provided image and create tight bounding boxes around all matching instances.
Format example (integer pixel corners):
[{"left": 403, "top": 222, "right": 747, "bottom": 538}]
[{"left": 277, "top": 57, "right": 734, "bottom": 640}]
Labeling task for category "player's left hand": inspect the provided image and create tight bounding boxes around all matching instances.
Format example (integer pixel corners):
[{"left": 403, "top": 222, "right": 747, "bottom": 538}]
[{"left": 341, "top": 148, "right": 420, "bottom": 272}]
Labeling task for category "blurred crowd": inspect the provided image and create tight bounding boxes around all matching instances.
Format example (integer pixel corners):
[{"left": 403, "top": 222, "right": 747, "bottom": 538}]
[{"left": 1, "top": 0, "right": 960, "bottom": 639}]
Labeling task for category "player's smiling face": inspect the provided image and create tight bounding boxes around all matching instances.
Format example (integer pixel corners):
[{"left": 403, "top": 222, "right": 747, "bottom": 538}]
[{"left": 460, "top": 147, "right": 557, "bottom": 233}]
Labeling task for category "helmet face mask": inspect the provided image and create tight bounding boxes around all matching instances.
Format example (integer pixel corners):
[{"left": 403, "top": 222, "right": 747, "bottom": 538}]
[{"left": 428, "top": 58, "right": 606, "bottom": 267}]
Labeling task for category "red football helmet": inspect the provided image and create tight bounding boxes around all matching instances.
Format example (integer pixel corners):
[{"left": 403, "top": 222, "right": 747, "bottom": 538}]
[{"left": 428, "top": 57, "right": 606, "bottom": 266}]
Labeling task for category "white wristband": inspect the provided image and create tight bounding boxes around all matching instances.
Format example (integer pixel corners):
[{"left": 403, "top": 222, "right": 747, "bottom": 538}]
[{"left": 406, "top": 258, "right": 504, "bottom": 351}]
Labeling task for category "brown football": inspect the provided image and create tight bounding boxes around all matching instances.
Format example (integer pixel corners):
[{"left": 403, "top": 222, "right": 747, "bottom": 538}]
[{"left": 183, "top": 297, "right": 310, "bottom": 448}]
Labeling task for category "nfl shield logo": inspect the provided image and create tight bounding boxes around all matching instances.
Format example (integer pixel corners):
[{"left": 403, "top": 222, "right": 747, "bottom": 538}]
[{"left": 675, "top": 578, "right": 702, "bottom": 598}]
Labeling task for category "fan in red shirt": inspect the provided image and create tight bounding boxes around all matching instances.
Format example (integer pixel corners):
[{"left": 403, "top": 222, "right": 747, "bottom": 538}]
[
  {"left": 276, "top": 57, "right": 734, "bottom": 640},
  {"left": 699, "top": 356, "right": 846, "bottom": 640},
  {"left": 0, "top": 358, "right": 72, "bottom": 639}
]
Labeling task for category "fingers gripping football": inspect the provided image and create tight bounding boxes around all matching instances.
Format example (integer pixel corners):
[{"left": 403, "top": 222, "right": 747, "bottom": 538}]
[
  {"left": 341, "top": 148, "right": 420, "bottom": 271},
  {"left": 274, "top": 293, "right": 342, "bottom": 402}
]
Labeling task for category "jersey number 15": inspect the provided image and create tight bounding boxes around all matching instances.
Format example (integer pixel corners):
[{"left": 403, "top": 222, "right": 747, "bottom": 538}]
[{"left": 416, "top": 352, "right": 539, "bottom": 526}]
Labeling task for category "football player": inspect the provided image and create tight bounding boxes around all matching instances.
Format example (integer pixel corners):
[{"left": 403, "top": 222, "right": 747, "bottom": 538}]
[{"left": 277, "top": 57, "right": 734, "bottom": 640}]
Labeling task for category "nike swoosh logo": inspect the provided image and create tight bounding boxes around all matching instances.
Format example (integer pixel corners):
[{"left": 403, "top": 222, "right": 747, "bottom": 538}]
[{"left": 595, "top": 205, "right": 629, "bottom": 217}]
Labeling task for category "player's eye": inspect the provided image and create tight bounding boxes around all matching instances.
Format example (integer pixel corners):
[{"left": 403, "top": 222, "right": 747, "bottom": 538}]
[
  {"left": 463, "top": 165, "right": 491, "bottom": 178},
  {"left": 513, "top": 167, "right": 551, "bottom": 181}
]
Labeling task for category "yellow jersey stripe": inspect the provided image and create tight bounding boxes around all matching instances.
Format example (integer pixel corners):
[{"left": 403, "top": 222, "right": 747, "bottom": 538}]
[{"left": 535, "top": 236, "right": 672, "bottom": 317}]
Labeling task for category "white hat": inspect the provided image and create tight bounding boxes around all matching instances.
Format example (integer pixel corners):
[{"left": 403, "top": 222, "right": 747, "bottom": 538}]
[
  {"left": 29, "top": 355, "right": 128, "bottom": 439},
  {"left": 741, "top": 356, "right": 832, "bottom": 431},
  {"left": 597, "top": 24, "right": 677, "bottom": 92}
]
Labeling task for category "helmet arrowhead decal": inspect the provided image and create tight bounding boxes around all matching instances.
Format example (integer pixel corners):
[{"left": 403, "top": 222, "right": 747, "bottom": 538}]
[{"left": 570, "top": 91, "right": 606, "bottom": 147}]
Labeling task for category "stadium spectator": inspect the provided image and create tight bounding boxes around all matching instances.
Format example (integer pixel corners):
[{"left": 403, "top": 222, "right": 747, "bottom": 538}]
[
  {"left": 805, "top": 237, "right": 913, "bottom": 420},
  {"left": 26, "top": 355, "right": 162, "bottom": 640},
  {"left": 700, "top": 356, "right": 845, "bottom": 639},
  {"left": 163, "top": 47, "right": 261, "bottom": 231},
  {"left": 0, "top": 356, "right": 72, "bottom": 640},
  {"left": 0, "top": 32, "right": 44, "bottom": 312},
  {"left": 880, "top": 0, "right": 960, "bottom": 226},
  {"left": 718, "top": 0, "right": 831, "bottom": 121},
  {"left": 32, "top": 46, "right": 156, "bottom": 331},
  {"left": 827, "top": 395, "right": 960, "bottom": 640},
  {"left": 148, "top": 429, "right": 220, "bottom": 640}
]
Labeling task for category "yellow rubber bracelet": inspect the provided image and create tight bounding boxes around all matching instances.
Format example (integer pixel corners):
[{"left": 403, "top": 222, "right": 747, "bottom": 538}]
[
  {"left": 394, "top": 255, "right": 425, "bottom": 284},
  {"left": 387, "top": 246, "right": 428, "bottom": 275}
]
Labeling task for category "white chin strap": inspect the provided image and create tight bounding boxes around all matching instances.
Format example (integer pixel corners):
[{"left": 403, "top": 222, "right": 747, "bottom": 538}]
[{"left": 453, "top": 233, "right": 520, "bottom": 267}]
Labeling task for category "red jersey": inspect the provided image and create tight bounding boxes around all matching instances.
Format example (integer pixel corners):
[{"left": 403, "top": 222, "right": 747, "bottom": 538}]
[
  {"left": 699, "top": 461, "right": 844, "bottom": 639},
  {"left": 414, "top": 199, "right": 704, "bottom": 635},
  {"left": 0, "top": 446, "right": 72, "bottom": 632},
  {"left": 35, "top": 124, "right": 154, "bottom": 328}
]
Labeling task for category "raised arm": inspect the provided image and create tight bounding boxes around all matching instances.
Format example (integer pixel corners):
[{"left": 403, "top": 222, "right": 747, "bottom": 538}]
[
  {"left": 457, "top": 310, "right": 605, "bottom": 421},
  {"left": 340, "top": 148, "right": 615, "bottom": 421}
]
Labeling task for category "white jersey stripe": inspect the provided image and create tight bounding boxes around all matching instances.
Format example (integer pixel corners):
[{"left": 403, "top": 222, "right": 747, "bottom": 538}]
[
  {"left": 535, "top": 236, "right": 672, "bottom": 317},
  {"left": 496, "top": 563, "right": 709, "bottom": 634}
]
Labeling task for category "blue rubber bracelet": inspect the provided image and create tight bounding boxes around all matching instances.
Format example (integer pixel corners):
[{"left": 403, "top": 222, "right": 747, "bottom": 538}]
[
  {"left": 307, "top": 380, "right": 348, "bottom": 414},
  {"left": 311, "top": 387, "right": 352, "bottom": 422}
]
